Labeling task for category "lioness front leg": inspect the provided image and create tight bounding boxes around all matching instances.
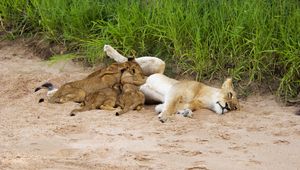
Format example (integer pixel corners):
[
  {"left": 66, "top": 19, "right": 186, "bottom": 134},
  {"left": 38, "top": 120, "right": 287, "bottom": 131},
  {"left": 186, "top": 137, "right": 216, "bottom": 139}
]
[
  {"left": 158, "top": 96, "right": 180, "bottom": 123},
  {"left": 176, "top": 100, "right": 204, "bottom": 118}
]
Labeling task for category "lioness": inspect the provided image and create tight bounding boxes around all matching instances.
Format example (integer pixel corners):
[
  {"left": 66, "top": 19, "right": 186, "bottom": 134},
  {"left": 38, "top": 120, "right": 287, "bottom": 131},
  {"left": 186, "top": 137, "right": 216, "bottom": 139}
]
[
  {"left": 139, "top": 74, "right": 240, "bottom": 122},
  {"left": 49, "top": 59, "right": 146, "bottom": 104},
  {"left": 106, "top": 45, "right": 239, "bottom": 122}
]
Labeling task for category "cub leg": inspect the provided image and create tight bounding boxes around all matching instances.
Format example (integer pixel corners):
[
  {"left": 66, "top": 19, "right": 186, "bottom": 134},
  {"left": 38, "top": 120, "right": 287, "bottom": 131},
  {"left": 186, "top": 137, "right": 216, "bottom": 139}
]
[
  {"left": 99, "top": 97, "right": 117, "bottom": 111},
  {"left": 115, "top": 102, "right": 142, "bottom": 116},
  {"left": 70, "top": 103, "right": 96, "bottom": 116},
  {"left": 135, "top": 104, "right": 143, "bottom": 111},
  {"left": 115, "top": 106, "right": 130, "bottom": 116}
]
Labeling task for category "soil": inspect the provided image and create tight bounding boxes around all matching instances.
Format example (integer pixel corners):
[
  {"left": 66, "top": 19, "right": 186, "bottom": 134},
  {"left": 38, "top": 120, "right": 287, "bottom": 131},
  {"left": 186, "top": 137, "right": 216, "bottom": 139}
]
[{"left": 0, "top": 40, "right": 299, "bottom": 170}]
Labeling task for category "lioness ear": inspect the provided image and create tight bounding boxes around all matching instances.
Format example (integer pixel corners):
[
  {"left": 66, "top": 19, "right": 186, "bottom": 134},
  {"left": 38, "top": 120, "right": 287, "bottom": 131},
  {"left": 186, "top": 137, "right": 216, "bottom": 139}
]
[{"left": 222, "top": 78, "right": 233, "bottom": 90}]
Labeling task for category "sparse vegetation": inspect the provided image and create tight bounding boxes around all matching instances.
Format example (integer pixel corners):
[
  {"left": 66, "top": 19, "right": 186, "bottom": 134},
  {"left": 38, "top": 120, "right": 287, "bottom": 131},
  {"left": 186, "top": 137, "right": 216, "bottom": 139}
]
[{"left": 0, "top": 0, "right": 299, "bottom": 99}]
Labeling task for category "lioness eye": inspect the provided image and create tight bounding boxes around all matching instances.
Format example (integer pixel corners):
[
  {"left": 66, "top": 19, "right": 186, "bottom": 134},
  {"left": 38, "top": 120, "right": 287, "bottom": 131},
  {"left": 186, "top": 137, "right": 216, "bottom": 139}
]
[{"left": 132, "top": 68, "right": 136, "bottom": 74}]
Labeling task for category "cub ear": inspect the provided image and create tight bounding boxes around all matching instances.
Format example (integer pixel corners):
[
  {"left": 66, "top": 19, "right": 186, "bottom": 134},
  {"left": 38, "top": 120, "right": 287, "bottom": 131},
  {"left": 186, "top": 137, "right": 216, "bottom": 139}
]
[
  {"left": 120, "top": 68, "right": 127, "bottom": 73},
  {"left": 227, "top": 92, "right": 233, "bottom": 98},
  {"left": 221, "top": 78, "right": 233, "bottom": 90}
]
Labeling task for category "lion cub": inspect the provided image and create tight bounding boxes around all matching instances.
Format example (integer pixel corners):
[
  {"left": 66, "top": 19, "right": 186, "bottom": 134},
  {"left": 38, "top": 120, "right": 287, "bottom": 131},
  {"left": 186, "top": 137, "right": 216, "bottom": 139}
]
[
  {"left": 48, "top": 59, "right": 145, "bottom": 104},
  {"left": 70, "top": 84, "right": 121, "bottom": 116},
  {"left": 115, "top": 83, "right": 145, "bottom": 116},
  {"left": 69, "top": 62, "right": 146, "bottom": 116}
]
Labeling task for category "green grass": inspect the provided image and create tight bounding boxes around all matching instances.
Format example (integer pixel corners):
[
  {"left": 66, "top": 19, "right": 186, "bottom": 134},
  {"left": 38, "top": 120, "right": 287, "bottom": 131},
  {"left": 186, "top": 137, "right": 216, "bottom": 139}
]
[{"left": 0, "top": 0, "right": 299, "bottom": 99}]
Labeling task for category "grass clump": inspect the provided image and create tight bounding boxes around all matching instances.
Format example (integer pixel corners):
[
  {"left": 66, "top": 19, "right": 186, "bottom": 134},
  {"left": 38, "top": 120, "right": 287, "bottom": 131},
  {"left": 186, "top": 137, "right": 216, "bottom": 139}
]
[{"left": 0, "top": 0, "right": 299, "bottom": 99}]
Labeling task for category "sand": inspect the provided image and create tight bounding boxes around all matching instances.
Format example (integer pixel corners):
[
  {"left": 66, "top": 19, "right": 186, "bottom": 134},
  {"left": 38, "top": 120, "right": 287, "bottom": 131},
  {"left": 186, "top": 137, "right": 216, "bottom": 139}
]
[{"left": 0, "top": 40, "right": 299, "bottom": 170}]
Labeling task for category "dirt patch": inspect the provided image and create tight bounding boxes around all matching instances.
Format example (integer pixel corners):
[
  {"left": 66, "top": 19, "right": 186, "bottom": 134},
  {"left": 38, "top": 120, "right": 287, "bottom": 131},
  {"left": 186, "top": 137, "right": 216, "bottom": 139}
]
[{"left": 0, "top": 41, "right": 300, "bottom": 170}]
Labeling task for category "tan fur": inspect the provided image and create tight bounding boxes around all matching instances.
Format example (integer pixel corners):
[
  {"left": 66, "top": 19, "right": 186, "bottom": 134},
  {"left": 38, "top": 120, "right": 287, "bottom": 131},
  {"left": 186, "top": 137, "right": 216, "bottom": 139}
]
[
  {"left": 157, "top": 78, "right": 240, "bottom": 122},
  {"left": 104, "top": 45, "right": 165, "bottom": 75},
  {"left": 49, "top": 60, "right": 146, "bottom": 104},
  {"left": 115, "top": 83, "right": 145, "bottom": 116}
]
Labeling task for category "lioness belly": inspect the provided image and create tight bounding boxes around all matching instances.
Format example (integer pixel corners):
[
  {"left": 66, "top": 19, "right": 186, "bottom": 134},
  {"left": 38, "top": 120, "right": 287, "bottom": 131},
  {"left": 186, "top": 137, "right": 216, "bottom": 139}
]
[{"left": 140, "top": 73, "right": 178, "bottom": 103}]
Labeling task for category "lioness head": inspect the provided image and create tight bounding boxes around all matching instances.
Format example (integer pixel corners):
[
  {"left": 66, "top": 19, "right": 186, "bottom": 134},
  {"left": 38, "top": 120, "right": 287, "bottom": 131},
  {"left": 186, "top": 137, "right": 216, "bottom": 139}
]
[{"left": 216, "top": 78, "right": 239, "bottom": 114}]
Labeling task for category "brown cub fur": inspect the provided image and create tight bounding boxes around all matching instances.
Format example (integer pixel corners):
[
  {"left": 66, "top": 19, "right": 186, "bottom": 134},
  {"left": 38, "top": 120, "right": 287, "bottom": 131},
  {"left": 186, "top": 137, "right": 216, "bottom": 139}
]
[
  {"left": 70, "top": 84, "right": 121, "bottom": 116},
  {"left": 48, "top": 59, "right": 146, "bottom": 104},
  {"left": 116, "top": 83, "right": 145, "bottom": 116}
]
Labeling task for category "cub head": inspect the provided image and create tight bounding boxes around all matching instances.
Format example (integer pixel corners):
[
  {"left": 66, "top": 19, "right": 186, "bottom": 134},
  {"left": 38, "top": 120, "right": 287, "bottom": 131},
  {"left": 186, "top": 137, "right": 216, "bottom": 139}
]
[
  {"left": 120, "top": 59, "right": 146, "bottom": 86},
  {"left": 216, "top": 78, "right": 239, "bottom": 114}
]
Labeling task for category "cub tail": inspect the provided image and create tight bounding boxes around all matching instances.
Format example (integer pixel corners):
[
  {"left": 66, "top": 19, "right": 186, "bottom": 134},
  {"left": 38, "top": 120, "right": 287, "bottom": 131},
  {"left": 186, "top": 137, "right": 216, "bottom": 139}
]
[
  {"left": 35, "top": 82, "right": 55, "bottom": 92},
  {"left": 34, "top": 82, "right": 58, "bottom": 103}
]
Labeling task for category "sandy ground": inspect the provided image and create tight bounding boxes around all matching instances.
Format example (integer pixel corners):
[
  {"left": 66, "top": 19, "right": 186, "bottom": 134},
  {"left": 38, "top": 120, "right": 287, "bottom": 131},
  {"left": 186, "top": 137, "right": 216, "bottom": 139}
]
[{"left": 0, "top": 40, "right": 299, "bottom": 170}]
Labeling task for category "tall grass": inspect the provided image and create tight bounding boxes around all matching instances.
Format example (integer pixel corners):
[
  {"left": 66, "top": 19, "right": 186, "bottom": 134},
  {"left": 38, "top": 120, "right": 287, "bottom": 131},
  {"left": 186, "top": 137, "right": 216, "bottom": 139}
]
[{"left": 0, "top": 0, "right": 299, "bottom": 99}]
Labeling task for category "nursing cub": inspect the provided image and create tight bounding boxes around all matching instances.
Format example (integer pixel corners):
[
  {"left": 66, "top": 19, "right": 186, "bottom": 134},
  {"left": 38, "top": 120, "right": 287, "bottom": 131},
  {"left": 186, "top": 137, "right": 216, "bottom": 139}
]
[
  {"left": 70, "top": 85, "right": 121, "bottom": 116},
  {"left": 48, "top": 59, "right": 146, "bottom": 104},
  {"left": 70, "top": 64, "right": 146, "bottom": 116},
  {"left": 116, "top": 83, "right": 145, "bottom": 116}
]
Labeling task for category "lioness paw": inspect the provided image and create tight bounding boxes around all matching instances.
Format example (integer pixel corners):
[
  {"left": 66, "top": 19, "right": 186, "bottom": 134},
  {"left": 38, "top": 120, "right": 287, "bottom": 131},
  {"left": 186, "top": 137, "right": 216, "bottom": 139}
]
[
  {"left": 158, "top": 112, "right": 168, "bottom": 123},
  {"left": 177, "top": 109, "right": 193, "bottom": 118}
]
